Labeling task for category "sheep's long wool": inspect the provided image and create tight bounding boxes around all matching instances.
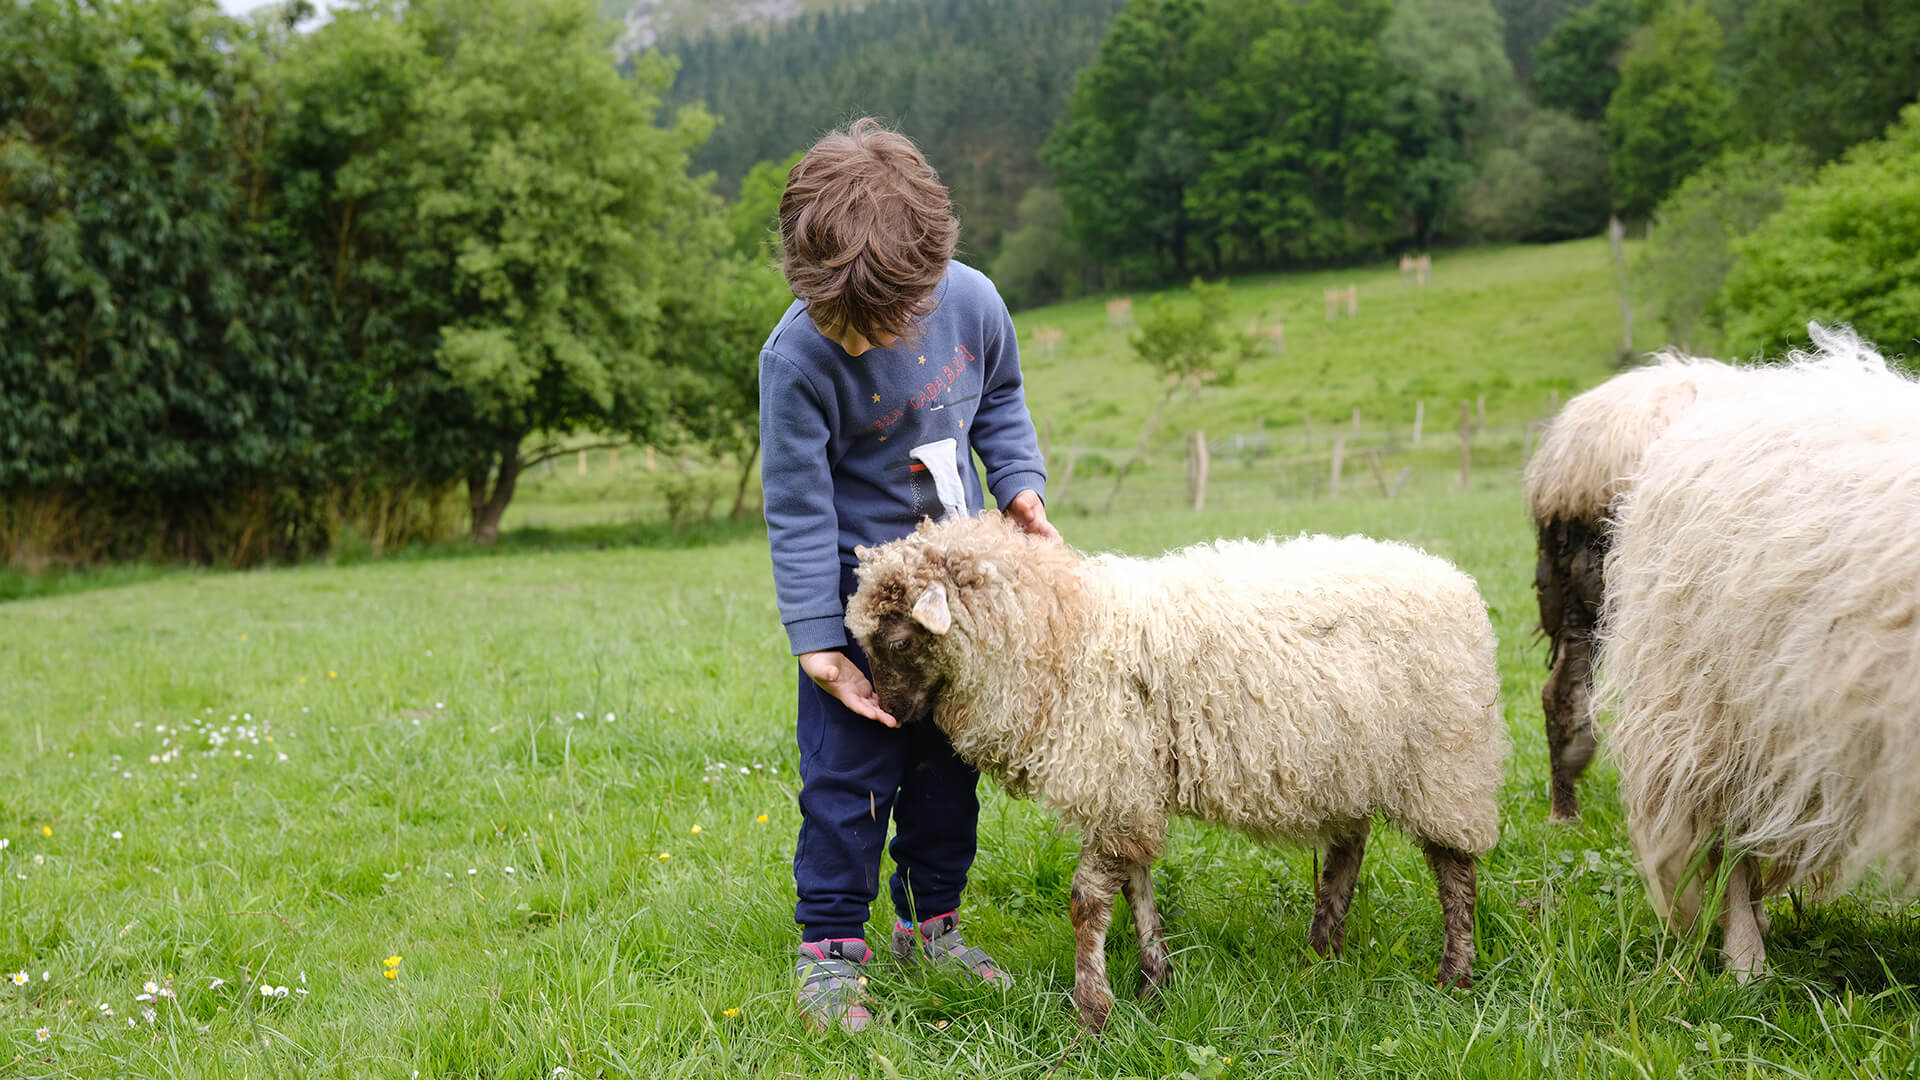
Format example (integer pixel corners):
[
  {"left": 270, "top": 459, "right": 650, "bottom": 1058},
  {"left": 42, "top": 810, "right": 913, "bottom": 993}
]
[
  {"left": 1523, "top": 354, "right": 1748, "bottom": 527},
  {"left": 846, "top": 515, "right": 1506, "bottom": 864},
  {"left": 1600, "top": 325, "right": 1920, "bottom": 927}
]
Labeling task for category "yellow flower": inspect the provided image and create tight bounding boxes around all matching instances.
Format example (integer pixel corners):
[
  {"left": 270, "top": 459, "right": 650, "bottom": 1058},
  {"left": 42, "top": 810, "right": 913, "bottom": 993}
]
[
  {"left": 328, "top": 671, "right": 338, "bottom": 679},
  {"left": 384, "top": 956, "right": 401, "bottom": 969},
  {"left": 658, "top": 852, "right": 671, "bottom": 861},
  {"left": 240, "top": 634, "right": 248, "bottom": 641},
  {"left": 689, "top": 825, "right": 702, "bottom": 835},
  {"left": 755, "top": 815, "right": 769, "bottom": 824},
  {"left": 41, "top": 825, "right": 52, "bottom": 837},
  {"left": 1223, "top": 1058, "right": 1232, "bottom": 1066},
  {"left": 723, "top": 1007, "right": 739, "bottom": 1018},
  {"left": 298, "top": 677, "right": 307, "bottom": 684},
  {"left": 383, "top": 969, "right": 397, "bottom": 980}
]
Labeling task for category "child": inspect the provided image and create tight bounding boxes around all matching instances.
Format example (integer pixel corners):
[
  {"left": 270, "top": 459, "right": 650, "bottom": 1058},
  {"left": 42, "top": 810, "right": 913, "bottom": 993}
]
[{"left": 758, "top": 118, "right": 1057, "bottom": 1032}]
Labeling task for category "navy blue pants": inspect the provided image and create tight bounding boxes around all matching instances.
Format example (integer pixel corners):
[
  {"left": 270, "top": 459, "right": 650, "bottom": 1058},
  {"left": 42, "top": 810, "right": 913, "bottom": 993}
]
[{"left": 794, "top": 566, "right": 982, "bottom": 942}]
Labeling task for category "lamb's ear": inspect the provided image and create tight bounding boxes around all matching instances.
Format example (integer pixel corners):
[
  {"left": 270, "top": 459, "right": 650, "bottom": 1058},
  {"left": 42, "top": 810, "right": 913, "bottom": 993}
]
[
  {"left": 910, "top": 581, "right": 952, "bottom": 635},
  {"left": 853, "top": 544, "right": 872, "bottom": 563}
]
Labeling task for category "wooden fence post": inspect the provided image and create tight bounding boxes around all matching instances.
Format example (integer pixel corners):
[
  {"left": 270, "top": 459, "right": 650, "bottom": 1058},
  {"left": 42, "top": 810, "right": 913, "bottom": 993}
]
[
  {"left": 1458, "top": 401, "right": 1472, "bottom": 490},
  {"left": 1476, "top": 395, "right": 1485, "bottom": 428},
  {"left": 1549, "top": 388, "right": 1559, "bottom": 412},
  {"left": 1187, "top": 430, "right": 1209, "bottom": 511},
  {"left": 645, "top": 445, "right": 656, "bottom": 472},
  {"left": 577, "top": 450, "right": 587, "bottom": 476},
  {"left": 1351, "top": 406, "right": 1361, "bottom": 433},
  {"left": 1367, "top": 449, "right": 1388, "bottom": 497},
  {"left": 609, "top": 448, "right": 619, "bottom": 472},
  {"left": 1330, "top": 434, "right": 1346, "bottom": 497},
  {"left": 1413, "top": 400, "right": 1424, "bottom": 445},
  {"left": 1390, "top": 465, "right": 1412, "bottom": 498},
  {"left": 1609, "top": 214, "right": 1634, "bottom": 356}
]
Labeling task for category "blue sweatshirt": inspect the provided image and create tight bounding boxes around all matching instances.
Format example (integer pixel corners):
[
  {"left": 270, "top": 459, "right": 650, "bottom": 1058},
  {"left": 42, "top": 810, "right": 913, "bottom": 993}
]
[{"left": 759, "top": 262, "right": 1047, "bottom": 655}]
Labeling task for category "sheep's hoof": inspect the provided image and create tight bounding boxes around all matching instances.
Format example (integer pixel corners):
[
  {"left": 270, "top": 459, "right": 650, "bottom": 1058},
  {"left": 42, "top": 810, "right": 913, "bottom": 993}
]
[
  {"left": 1137, "top": 951, "right": 1172, "bottom": 999},
  {"left": 1547, "top": 803, "right": 1581, "bottom": 824},
  {"left": 1308, "top": 921, "right": 1346, "bottom": 957},
  {"left": 1073, "top": 988, "right": 1113, "bottom": 1032}
]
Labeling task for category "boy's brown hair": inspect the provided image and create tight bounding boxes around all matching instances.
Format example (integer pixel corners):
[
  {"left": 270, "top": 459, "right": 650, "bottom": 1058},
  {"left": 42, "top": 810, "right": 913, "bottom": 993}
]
[{"left": 779, "top": 118, "right": 957, "bottom": 346}]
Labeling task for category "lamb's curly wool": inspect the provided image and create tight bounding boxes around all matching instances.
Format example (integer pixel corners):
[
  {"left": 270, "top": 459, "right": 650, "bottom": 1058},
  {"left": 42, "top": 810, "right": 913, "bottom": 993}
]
[
  {"left": 1599, "top": 325, "right": 1920, "bottom": 978},
  {"left": 1522, "top": 355, "right": 1750, "bottom": 820},
  {"left": 847, "top": 514, "right": 1505, "bottom": 1028}
]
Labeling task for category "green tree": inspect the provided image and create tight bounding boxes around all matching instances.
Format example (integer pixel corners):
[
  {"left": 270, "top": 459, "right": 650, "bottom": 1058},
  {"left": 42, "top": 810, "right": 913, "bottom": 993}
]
[
  {"left": 1466, "top": 108, "right": 1611, "bottom": 241},
  {"left": 990, "top": 186, "right": 1097, "bottom": 310},
  {"left": 0, "top": 0, "right": 348, "bottom": 564},
  {"left": 1182, "top": 0, "right": 1401, "bottom": 265},
  {"left": 1635, "top": 144, "right": 1814, "bottom": 350},
  {"left": 1491, "top": 0, "right": 1580, "bottom": 82},
  {"left": 271, "top": 0, "right": 720, "bottom": 543},
  {"left": 724, "top": 151, "right": 802, "bottom": 261},
  {"left": 1716, "top": 105, "right": 1920, "bottom": 358},
  {"left": 1604, "top": 2, "right": 1732, "bottom": 218},
  {"left": 1102, "top": 278, "right": 1249, "bottom": 512},
  {"left": 1531, "top": 0, "right": 1640, "bottom": 124},
  {"left": 1043, "top": 0, "right": 1210, "bottom": 279},
  {"left": 1725, "top": 0, "right": 1920, "bottom": 162},
  {"left": 1380, "top": 0, "right": 1520, "bottom": 245}
]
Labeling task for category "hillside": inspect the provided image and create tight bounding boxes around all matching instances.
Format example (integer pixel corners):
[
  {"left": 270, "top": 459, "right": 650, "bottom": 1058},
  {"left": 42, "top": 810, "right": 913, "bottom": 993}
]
[{"left": 609, "top": 0, "right": 868, "bottom": 59}]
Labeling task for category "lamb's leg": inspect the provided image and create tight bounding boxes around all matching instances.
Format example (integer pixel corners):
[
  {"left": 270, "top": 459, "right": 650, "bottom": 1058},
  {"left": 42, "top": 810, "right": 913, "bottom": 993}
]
[
  {"left": 1121, "top": 860, "right": 1171, "bottom": 997},
  {"left": 1721, "top": 855, "right": 1767, "bottom": 981},
  {"left": 1069, "top": 849, "right": 1128, "bottom": 1031},
  {"left": 1308, "top": 821, "right": 1370, "bottom": 957},
  {"left": 1423, "top": 842, "right": 1477, "bottom": 989}
]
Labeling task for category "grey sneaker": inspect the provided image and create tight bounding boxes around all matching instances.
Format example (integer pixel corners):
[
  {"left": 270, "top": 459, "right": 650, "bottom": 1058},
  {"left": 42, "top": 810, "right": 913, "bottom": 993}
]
[
  {"left": 796, "top": 938, "right": 873, "bottom": 1032},
  {"left": 891, "top": 910, "right": 1013, "bottom": 988}
]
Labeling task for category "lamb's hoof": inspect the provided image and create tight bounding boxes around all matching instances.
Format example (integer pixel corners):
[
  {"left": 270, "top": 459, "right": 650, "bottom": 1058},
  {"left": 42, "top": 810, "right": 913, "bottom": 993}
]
[
  {"left": 1308, "top": 922, "right": 1347, "bottom": 957},
  {"left": 1436, "top": 966, "right": 1474, "bottom": 991},
  {"left": 1073, "top": 989, "right": 1113, "bottom": 1032},
  {"left": 1547, "top": 804, "right": 1581, "bottom": 824}
]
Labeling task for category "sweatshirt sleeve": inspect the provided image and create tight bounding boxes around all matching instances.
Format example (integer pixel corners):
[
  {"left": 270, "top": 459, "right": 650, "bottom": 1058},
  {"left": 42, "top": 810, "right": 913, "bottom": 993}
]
[
  {"left": 970, "top": 291, "right": 1048, "bottom": 508},
  {"left": 759, "top": 351, "right": 848, "bottom": 655}
]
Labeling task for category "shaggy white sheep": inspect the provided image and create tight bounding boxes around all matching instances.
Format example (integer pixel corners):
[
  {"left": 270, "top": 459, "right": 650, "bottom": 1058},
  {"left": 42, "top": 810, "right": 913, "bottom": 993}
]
[
  {"left": 1599, "top": 325, "right": 1920, "bottom": 978},
  {"left": 1522, "top": 356, "right": 1749, "bottom": 820},
  {"left": 845, "top": 514, "right": 1506, "bottom": 1030}
]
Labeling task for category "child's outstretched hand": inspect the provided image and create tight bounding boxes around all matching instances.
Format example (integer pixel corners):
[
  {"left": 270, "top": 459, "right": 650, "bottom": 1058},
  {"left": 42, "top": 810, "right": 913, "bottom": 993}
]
[
  {"left": 1006, "top": 489, "right": 1061, "bottom": 542},
  {"left": 800, "top": 650, "right": 899, "bottom": 728}
]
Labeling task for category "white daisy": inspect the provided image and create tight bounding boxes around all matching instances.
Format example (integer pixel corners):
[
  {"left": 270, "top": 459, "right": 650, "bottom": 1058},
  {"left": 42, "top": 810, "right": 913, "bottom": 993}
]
[{"left": 9, "top": 971, "right": 26, "bottom": 985}]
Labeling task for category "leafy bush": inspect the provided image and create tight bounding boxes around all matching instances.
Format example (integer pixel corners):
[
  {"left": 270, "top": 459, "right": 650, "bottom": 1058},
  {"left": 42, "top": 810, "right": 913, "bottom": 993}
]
[
  {"left": 1635, "top": 144, "right": 1815, "bottom": 351},
  {"left": 991, "top": 187, "right": 1096, "bottom": 311},
  {"left": 1716, "top": 105, "right": 1920, "bottom": 358}
]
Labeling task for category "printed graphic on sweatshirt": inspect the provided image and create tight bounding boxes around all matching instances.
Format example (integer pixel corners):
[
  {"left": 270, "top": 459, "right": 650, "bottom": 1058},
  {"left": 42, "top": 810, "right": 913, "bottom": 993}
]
[{"left": 864, "top": 344, "right": 980, "bottom": 443}]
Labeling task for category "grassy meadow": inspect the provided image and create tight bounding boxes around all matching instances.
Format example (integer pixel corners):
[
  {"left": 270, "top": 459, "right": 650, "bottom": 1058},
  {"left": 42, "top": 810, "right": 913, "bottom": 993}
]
[{"left": 6, "top": 239, "right": 1920, "bottom": 1078}]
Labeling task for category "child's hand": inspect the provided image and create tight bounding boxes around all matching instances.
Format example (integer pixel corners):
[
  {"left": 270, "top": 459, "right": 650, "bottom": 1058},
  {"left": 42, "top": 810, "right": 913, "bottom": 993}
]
[
  {"left": 799, "top": 650, "right": 899, "bottom": 728},
  {"left": 1006, "top": 489, "right": 1061, "bottom": 542}
]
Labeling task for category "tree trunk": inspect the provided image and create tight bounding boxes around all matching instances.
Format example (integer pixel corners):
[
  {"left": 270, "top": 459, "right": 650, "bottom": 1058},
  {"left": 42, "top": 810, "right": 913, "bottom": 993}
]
[
  {"left": 729, "top": 438, "right": 761, "bottom": 521},
  {"left": 1102, "top": 390, "right": 1171, "bottom": 514},
  {"left": 468, "top": 437, "right": 524, "bottom": 545}
]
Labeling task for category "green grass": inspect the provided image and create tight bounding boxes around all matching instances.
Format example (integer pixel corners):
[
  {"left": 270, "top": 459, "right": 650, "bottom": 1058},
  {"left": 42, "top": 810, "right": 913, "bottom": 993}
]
[
  {"left": 7, "top": 239, "right": 1920, "bottom": 1077},
  {"left": 7, "top": 486, "right": 1920, "bottom": 1079}
]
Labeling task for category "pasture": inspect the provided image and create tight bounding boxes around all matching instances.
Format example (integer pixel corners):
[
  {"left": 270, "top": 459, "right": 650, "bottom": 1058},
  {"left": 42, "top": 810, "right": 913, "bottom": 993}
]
[{"left": 6, "top": 240, "right": 1920, "bottom": 1078}]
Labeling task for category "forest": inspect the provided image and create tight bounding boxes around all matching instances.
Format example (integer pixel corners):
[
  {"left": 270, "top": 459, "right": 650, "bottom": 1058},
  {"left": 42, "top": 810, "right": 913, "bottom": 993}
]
[{"left": 2, "top": 0, "right": 1917, "bottom": 567}]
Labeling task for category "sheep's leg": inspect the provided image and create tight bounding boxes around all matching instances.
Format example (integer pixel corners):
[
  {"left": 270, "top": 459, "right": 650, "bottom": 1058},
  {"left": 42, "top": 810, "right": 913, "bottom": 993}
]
[
  {"left": 1308, "top": 821, "right": 1370, "bottom": 957},
  {"left": 1423, "top": 842, "right": 1477, "bottom": 989},
  {"left": 1069, "top": 850, "right": 1128, "bottom": 1031},
  {"left": 1538, "top": 519, "right": 1602, "bottom": 822},
  {"left": 1720, "top": 855, "right": 1768, "bottom": 981},
  {"left": 1121, "top": 860, "right": 1171, "bottom": 997}
]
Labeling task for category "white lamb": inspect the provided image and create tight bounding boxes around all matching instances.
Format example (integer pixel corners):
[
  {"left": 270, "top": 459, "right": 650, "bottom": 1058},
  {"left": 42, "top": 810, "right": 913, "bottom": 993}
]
[
  {"left": 1523, "top": 356, "right": 1749, "bottom": 819},
  {"left": 845, "top": 514, "right": 1506, "bottom": 1030},
  {"left": 1599, "top": 324, "right": 1920, "bottom": 978}
]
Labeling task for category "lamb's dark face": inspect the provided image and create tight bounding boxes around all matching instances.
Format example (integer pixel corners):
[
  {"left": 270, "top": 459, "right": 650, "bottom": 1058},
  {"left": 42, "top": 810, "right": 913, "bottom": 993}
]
[{"left": 861, "top": 613, "right": 945, "bottom": 724}]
